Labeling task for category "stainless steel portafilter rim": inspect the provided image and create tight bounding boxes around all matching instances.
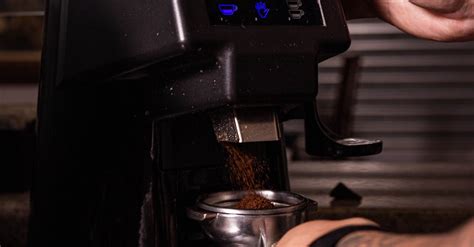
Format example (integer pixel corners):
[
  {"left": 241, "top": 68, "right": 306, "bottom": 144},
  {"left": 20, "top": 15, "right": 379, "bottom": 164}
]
[{"left": 196, "top": 190, "right": 314, "bottom": 215}]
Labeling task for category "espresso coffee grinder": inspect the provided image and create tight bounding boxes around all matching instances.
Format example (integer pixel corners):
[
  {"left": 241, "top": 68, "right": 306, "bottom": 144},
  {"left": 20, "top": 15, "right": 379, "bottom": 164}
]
[{"left": 31, "top": 0, "right": 382, "bottom": 246}]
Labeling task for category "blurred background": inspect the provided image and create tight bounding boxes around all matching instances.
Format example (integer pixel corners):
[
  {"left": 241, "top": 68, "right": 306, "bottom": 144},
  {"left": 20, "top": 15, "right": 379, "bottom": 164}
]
[{"left": 0, "top": 1, "right": 473, "bottom": 246}]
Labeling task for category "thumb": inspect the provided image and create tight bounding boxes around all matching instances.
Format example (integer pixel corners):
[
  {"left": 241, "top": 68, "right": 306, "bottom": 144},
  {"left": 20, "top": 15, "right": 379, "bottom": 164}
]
[{"left": 409, "top": 0, "right": 465, "bottom": 13}]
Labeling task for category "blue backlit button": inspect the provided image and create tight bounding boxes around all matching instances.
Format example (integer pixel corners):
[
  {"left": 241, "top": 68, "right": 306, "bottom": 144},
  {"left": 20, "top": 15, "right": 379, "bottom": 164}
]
[
  {"left": 218, "top": 4, "right": 239, "bottom": 16},
  {"left": 255, "top": 2, "right": 270, "bottom": 19}
]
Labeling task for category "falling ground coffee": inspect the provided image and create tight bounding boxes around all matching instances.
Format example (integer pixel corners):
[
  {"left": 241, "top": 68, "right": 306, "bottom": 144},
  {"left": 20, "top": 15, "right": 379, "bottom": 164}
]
[{"left": 222, "top": 143, "right": 275, "bottom": 210}]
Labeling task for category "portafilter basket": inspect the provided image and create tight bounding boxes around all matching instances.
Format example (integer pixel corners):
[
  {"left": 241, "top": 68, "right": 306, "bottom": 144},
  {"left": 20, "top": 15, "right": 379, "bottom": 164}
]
[{"left": 187, "top": 190, "right": 317, "bottom": 247}]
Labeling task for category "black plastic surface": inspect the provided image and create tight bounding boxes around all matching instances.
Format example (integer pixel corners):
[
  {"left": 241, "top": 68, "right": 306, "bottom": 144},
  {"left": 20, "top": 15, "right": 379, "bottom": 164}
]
[
  {"left": 51, "top": 0, "right": 350, "bottom": 121},
  {"left": 304, "top": 102, "right": 383, "bottom": 158}
]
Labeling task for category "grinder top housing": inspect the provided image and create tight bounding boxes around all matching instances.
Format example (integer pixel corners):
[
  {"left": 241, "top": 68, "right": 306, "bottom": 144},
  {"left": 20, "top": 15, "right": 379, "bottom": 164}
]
[
  {"left": 37, "top": 0, "right": 384, "bottom": 184},
  {"left": 51, "top": 0, "right": 348, "bottom": 115},
  {"left": 44, "top": 0, "right": 380, "bottom": 153}
]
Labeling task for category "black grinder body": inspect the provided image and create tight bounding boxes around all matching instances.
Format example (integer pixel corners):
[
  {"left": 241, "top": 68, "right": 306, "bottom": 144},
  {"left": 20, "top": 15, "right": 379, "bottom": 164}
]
[{"left": 30, "top": 0, "right": 365, "bottom": 246}]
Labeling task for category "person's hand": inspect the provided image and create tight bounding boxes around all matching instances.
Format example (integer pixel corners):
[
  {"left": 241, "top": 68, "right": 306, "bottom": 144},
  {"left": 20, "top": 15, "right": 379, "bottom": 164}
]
[
  {"left": 275, "top": 218, "right": 378, "bottom": 247},
  {"left": 342, "top": 0, "right": 474, "bottom": 41}
]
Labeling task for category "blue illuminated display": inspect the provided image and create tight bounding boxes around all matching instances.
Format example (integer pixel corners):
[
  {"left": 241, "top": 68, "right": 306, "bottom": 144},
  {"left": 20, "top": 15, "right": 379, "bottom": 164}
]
[
  {"left": 255, "top": 2, "right": 270, "bottom": 19},
  {"left": 218, "top": 4, "right": 239, "bottom": 16},
  {"left": 207, "top": 0, "right": 324, "bottom": 26}
]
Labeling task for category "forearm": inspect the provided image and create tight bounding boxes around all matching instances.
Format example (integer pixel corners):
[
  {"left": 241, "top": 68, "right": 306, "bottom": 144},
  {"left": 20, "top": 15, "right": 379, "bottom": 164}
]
[
  {"left": 337, "top": 220, "right": 474, "bottom": 247},
  {"left": 337, "top": 231, "right": 453, "bottom": 247}
]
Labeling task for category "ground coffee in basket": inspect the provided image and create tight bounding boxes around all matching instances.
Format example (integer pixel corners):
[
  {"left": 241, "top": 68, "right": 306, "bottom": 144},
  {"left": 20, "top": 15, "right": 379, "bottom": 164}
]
[
  {"left": 235, "top": 193, "right": 274, "bottom": 210},
  {"left": 222, "top": 143, "right": 275, "bottom": 210}
]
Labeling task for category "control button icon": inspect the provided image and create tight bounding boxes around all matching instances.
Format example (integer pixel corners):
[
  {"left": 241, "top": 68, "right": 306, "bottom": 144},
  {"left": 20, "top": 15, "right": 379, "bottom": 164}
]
[
  {"left": 218, "top": 4, "right": 239, "bottom": 16},
  {"left": 255, "top": 2, "right": 270, "bottom": 19},
  {"left": 287, "top": 0, "right": 305, "bottom": 19}
]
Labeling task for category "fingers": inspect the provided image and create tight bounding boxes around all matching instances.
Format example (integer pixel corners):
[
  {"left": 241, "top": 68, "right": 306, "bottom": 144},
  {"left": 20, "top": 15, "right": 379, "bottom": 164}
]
[
  {"left": 409, "top": 0, "right": 465, "bottom": 13},
  {"left": 410, "top": 0, "right": 474, "bottom": 41},
  {"left": 370, "top": 0, "right": 474, "bottom": 41}
]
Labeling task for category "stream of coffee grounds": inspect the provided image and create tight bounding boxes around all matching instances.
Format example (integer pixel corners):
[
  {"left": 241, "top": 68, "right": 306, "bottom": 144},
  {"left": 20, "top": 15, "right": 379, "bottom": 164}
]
[{"left": 222, "top": 143, "right": 275, "bottom": 210}]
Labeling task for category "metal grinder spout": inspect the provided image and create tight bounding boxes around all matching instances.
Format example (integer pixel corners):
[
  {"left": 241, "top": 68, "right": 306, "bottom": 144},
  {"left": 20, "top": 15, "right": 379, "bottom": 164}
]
[{"left": 210, "top": 108, "right": 281, "bottom": 143}]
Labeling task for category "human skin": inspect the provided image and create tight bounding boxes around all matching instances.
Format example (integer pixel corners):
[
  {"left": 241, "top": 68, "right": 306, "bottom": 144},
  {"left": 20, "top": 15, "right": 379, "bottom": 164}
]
[
  {"left": 341, "top": 0, "right": 474, "bottom": 41},
  {"left": 275, "top": 218, "right": 378, "bottom": 246},
  {"left": 276, "top": 217, "right": 474, "bottom": 247}
]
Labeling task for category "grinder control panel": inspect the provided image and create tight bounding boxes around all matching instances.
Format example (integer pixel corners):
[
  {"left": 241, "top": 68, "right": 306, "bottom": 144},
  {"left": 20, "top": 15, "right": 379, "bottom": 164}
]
[{"left": 206, "top": 0, "right": 324, "bottom": 26}]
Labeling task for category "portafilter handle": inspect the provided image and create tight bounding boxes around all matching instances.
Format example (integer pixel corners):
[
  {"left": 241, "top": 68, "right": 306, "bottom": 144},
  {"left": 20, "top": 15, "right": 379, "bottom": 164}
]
[{"left": 304, "top": 102, "right": 383, "bottom": 158}]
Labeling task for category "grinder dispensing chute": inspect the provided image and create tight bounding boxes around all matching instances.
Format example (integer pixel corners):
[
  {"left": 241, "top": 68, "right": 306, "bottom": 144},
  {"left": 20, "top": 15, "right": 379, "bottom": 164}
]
[
  {"left": 210, "top": 108, "right": 281, "bottom": 143},
  {"left": 33, "top": 0, "right": 382, "bottom": 246}
]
